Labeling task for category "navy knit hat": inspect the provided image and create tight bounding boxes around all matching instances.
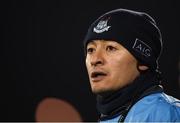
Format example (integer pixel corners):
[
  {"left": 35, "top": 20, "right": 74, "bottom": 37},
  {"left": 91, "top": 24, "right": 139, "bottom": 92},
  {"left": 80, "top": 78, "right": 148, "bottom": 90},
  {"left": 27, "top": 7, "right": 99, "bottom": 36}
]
[{"left": 84, "top": 9, "right": 163, "bottom": 70}]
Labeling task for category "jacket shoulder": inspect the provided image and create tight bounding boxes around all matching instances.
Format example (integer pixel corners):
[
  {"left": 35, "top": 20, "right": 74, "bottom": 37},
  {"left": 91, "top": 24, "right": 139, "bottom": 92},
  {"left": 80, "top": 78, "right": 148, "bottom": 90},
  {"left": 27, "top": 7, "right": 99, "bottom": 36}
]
[{"left": 125, "top": 93, "right": 180, "bottom": 122}]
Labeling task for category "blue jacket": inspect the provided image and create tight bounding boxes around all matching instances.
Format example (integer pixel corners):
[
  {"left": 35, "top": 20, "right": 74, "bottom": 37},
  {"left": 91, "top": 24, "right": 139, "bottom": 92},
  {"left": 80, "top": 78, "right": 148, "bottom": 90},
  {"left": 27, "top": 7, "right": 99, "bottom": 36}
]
[{"left": 100, "top": 92, "right": 180, "bottom": 122}]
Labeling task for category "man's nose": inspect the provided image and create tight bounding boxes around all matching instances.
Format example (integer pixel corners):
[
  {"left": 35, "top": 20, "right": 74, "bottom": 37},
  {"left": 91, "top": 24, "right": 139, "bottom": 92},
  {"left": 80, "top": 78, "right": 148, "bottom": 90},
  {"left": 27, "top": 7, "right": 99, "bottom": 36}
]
[{"left": 90, "top": 51, "right": 104, "bottom": 66}]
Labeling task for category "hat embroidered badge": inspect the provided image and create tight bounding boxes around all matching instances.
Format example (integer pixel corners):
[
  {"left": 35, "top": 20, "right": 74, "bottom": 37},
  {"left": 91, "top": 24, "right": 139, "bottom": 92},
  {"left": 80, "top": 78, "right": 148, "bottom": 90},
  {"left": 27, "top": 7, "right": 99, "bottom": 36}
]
[{"left": 93, "top": 19, "right": 111, "bottom": 33}]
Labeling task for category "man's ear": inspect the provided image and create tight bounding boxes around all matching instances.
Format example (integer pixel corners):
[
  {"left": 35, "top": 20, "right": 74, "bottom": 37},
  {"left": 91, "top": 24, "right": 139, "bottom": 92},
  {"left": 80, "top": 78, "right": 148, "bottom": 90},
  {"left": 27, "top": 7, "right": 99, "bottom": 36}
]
[
  {"left": 137, "top": 62, "right": 149, "bottom": 71},
  {"left": 138, "top": 65, "right": 149, "bottom": 71}
]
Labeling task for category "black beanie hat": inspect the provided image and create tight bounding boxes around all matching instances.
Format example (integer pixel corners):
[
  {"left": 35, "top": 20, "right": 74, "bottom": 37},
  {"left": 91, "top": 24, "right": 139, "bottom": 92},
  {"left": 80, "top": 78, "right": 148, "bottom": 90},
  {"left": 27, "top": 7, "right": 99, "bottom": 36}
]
[{"left": 83, "top": 9, "right": 163, "bottom": 70}]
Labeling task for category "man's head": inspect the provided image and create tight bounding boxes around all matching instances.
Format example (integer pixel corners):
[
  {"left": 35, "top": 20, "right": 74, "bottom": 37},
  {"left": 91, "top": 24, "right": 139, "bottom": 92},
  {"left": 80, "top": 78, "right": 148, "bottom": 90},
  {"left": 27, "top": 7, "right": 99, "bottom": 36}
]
[
  {"left": 86, "top": 40, "right": 148, "bottom": 94},
  {"left": 84, "top": 9, "right": 163, "bottom": 94}
]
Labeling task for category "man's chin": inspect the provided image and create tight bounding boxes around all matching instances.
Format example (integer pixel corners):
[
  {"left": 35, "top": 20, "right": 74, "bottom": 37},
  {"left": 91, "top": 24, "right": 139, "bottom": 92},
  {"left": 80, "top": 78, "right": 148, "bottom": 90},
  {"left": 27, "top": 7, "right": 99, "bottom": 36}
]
[{"left": 91, "top": 88, "right": 114, "bottom": 96}]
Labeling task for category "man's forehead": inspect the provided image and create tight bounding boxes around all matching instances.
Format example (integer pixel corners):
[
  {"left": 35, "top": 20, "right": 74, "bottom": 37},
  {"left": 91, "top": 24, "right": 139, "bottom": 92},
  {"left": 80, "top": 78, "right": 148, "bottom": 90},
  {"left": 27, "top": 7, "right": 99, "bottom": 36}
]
[{"left": 87, "top": 40, "right": 120, "bottom": 46}]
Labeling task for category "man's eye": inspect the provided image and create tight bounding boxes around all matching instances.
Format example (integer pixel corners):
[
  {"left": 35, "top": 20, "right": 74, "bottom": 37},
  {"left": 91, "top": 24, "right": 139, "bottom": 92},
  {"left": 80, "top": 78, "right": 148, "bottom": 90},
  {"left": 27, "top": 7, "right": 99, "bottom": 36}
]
[
  {"left": 87, "top": 48, "right": 95, "bottom": 54},
  {"left": 106, "top": 46, "right": 117, "bottom": 51}
]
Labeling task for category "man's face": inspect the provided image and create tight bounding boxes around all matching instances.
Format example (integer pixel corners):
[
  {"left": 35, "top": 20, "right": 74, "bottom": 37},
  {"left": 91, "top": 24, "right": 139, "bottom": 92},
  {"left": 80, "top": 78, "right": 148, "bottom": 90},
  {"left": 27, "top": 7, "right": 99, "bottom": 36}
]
[{"left": 85, "top": 40, "right": 140, "bottom": 94}]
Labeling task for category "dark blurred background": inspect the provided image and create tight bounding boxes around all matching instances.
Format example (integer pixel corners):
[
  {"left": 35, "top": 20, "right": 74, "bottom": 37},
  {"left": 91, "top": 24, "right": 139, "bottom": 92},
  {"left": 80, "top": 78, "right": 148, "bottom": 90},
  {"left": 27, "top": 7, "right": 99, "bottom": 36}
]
[{"left": 1, "top": 0, "right": 180, "bottom": 121}]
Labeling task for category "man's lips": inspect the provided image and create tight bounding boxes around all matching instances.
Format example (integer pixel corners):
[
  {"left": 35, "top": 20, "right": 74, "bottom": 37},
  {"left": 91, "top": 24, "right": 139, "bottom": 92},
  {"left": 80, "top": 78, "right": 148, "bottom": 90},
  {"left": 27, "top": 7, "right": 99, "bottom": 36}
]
[{"left": 90, "top": 71, "right": 107, "bottom": 82}]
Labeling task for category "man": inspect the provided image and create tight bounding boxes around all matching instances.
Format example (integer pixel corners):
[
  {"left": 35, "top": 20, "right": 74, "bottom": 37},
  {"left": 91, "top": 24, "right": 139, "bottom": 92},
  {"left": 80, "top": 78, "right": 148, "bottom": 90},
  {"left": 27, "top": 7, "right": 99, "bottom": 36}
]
[{"left": 83, "top": 9, "right": 180, "bottom": 122}]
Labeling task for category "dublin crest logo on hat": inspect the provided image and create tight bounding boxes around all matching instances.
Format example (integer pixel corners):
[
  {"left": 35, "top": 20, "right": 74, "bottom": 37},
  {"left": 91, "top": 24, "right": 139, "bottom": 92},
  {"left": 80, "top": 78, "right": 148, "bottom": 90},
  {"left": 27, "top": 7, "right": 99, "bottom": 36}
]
[{"left": 93, "top": 18, "right": 111, "bottom": 33}]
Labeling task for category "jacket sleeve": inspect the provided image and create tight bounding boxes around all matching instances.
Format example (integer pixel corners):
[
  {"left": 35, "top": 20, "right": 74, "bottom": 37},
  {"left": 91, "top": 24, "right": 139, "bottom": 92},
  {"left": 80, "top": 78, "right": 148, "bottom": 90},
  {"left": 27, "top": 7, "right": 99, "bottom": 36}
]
[
  {"left": 150, "top": 100, "right": 180, "bottom": 122},
  {"left": 125, "top": 93, "right": 180, "bottom": 122}
]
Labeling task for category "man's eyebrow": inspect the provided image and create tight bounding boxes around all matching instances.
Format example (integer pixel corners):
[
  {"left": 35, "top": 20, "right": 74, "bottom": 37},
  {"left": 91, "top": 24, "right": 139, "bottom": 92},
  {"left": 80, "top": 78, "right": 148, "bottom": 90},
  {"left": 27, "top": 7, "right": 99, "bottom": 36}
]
[{"left": 87, "top": 41, "right": 97, "bottom": 47}]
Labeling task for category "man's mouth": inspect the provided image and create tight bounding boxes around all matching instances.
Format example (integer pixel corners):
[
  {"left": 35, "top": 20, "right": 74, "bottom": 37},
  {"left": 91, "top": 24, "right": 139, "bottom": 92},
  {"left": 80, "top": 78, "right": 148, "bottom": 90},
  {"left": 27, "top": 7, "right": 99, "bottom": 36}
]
[{"left": 91, "top": 71, "right": 107, "bottom": 82}]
